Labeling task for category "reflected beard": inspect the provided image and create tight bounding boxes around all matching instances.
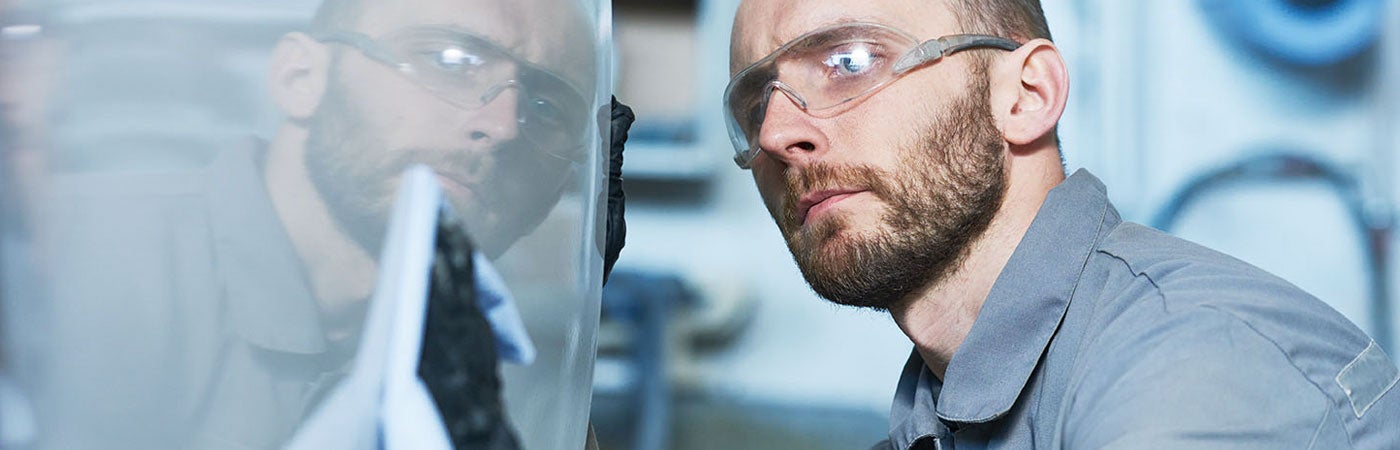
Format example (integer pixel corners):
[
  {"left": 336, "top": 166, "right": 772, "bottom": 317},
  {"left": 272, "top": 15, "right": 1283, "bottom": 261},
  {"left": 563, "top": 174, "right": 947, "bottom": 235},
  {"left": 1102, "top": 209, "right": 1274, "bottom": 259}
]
[
  {"left": 782, "top": 78, "right": 1007, "bottom": 311},
  {"left": 303, "top": 74, "right": 554, "bottom": 259},
  {"left": 304, "top": 78, "right": 395, "bottom": 256}
]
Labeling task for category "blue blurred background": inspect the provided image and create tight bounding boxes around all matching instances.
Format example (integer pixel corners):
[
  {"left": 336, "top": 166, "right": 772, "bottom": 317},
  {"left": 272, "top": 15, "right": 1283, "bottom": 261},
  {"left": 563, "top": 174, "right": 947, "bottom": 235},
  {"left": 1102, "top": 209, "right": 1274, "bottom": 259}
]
[{"left": 592, "top": 0, "right": 1400, "bottom": 449}]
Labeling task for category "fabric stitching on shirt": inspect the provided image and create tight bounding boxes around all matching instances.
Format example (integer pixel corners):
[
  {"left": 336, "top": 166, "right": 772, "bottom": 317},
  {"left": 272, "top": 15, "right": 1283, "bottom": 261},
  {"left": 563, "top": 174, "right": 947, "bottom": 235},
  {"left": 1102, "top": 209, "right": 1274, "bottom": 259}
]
[
  {"left": 1094, "top": 234, "right": 1171, "bottom": 317},
  {"left": 1305, "top": 405, "right": 1330, "bottom": 450},
  {"left": 1029, "top": 190, "right": 1114, "bottom": 444},
  {"left": 1197, "top": 303, "right": 1339, "bottom": 411},
  {"left": 1071, "top": 285, "right": 1169, "bottom": 448},
  {"left": 1043, "top": 250, "right": 1169, "bottom": 448},
  {"left": 1334, "top": 341, "right": 1400, "bottom": 419},
  {"left": 1097, "top": 238, "right": 1334, "bottom": 405},
  {"left": 1055, "top": 251, "right": 1151, "bottom": 378},
  {"left": 1191, "top": 303, "right": 1360, "bottom": 449},
  {"left": 1067, "top": 253, "right": 1338, "bottom": 447}
]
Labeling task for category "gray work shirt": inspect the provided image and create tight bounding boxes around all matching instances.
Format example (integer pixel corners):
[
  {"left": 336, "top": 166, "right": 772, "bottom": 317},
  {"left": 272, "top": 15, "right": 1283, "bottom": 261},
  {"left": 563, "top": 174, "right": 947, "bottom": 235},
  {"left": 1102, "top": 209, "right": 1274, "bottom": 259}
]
[
  {"left": 875, "top": 170, "right": 1400, "bottom": 450},
  {"left": 38, "top": 145, "right": 340, "bottom": 449}
]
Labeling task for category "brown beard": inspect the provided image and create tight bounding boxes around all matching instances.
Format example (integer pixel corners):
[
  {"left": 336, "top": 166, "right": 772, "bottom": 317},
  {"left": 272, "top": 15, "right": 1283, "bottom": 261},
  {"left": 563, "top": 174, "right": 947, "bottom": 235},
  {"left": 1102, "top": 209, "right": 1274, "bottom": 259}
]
[{"left": 779, "top": 73, "right": 1007, "bottom": 311}]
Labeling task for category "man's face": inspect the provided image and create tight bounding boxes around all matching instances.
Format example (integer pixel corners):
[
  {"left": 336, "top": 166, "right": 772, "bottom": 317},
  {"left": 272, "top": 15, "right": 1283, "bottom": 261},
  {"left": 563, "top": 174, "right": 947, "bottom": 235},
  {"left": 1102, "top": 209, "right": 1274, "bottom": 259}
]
[
  {"left": 733, "top": 0, "right": 1009, "bottom": 310},
  {"left": 304, "top": 0, "right": 595, "bottom": 257}
]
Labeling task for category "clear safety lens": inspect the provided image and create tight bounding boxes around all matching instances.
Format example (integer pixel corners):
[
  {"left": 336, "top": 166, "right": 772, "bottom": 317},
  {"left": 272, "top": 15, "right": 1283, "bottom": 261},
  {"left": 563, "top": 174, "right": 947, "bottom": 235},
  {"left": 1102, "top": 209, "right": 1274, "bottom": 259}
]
[
  {"left": 723, "top": 22, "right": 1020, "bottom": 169},
  {"left": 320, "top": 27, "right": 593, "bottom": 163}
]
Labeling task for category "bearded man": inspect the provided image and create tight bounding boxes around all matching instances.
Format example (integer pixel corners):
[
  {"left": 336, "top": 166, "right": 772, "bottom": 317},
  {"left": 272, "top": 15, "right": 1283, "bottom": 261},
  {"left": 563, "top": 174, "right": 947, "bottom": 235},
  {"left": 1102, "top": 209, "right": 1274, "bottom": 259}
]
[{"left": 725, "top": 0, "right": 1400, "bottom": 448}]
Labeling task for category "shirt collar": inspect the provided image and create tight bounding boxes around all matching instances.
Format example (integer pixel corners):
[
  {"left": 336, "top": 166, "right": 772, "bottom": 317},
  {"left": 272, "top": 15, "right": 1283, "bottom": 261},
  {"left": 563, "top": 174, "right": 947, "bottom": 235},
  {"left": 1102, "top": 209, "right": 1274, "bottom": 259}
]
[
  {"left": 888, "top": 351, "right": 953, "bottom": 449},
  {"left": 887, "top": 169, "right": 1117, "bottom": 447},
  {"left": 937, "top": 169, "right": 1113, "bottom": 423},
  {"left": 207, "top": 144, "right": 328, "bottom": 354}
]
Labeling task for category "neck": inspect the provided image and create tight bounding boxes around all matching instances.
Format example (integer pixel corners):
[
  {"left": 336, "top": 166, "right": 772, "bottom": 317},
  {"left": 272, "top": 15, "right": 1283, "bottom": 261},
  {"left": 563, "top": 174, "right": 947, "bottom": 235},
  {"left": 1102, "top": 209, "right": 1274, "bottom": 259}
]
[
  {"left": 890, "top": 147, "right": 1065, "bottom": 380},
  {"left": 265, "top": 124, "right": 377, "bottom": 341}
]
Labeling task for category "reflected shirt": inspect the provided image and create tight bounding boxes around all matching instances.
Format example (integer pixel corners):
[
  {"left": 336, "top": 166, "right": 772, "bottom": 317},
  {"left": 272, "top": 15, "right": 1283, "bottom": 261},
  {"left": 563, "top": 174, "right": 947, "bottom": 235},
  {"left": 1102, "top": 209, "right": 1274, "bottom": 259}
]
[
  {"left": 38, "top": 144, "right": 534, "bottom": 449},
  {"left": 36, "top": 145, "right": 332, "bottom": 449},
  {"left": 874, "top": 170, "right": 1400, "bottom": 450}
]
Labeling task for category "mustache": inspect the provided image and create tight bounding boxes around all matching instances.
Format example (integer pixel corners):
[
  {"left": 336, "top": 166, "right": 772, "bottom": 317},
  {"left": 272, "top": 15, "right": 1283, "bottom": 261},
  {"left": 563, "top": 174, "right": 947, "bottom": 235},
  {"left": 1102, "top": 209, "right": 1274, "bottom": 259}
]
[
  {"left": 779, "top": 162, "right": 892, "bottom": 230},
  {"left": 371, "top": 148, "right": 506, "bottom": 208}
]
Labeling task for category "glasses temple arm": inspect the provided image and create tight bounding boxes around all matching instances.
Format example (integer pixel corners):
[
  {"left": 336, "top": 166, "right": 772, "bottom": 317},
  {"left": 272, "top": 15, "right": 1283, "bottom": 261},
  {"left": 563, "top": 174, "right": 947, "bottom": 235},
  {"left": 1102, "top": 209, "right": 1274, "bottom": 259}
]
[
  {"left": 308, "top": 30, "right": 404, "bottom": 68},
  {"left": 891, "top": 34, "right": 1023, "bottom": 75}
]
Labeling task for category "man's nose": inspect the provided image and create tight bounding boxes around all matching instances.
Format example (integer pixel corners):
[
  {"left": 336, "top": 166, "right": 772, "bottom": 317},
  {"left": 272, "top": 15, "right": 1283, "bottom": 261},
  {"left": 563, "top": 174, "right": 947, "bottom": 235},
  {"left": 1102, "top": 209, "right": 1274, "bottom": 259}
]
[
  {"left": 755, "top": 88, "right": 828, "bottom": 168},
  {"left": 465, "top": 85, "right": 521, "bottom": 146}
]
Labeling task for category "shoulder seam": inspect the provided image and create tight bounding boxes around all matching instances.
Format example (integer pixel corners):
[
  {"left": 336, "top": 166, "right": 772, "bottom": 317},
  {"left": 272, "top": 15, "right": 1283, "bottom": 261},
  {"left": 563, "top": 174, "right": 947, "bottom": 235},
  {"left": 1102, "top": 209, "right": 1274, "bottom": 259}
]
[
  {"left": 1194, "top": 304, "right": 1336, "bottom": 406},
  {"left": 1094, "top": 247, "right": 1166, "bottom": 311},
  {"left": 1089, "top": 252, "right": 1332, "bottom": 406}
]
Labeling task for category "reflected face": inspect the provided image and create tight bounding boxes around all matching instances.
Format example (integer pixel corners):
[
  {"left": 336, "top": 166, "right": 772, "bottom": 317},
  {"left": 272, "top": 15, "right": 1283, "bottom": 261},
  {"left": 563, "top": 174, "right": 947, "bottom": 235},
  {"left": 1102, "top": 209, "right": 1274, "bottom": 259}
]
[
  {"left": 734, "top": 0, "right": 1008, "bottom": 310},
  {"left": 304, "top": 0, "right": 595, "bottom": 257}
]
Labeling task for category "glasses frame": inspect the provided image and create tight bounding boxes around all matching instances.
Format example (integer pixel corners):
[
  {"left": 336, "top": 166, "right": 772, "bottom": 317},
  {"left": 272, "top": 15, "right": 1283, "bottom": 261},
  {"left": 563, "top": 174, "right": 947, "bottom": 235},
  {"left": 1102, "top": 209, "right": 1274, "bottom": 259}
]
[
  {"left": 724, "top": 22, "right": 1021, "bottom": 169},
  {"left": 310, "top": 27, "right": 593, "bottom": 165}
]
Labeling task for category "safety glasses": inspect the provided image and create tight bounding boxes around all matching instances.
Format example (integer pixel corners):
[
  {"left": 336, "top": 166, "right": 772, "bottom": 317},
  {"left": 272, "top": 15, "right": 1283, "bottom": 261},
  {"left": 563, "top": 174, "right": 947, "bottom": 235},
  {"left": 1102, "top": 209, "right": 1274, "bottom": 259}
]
[
  {"left": 313, "top": 26, "right": 593, "bottom": 163},
  {"left": 724, "top": 22, "right": 1020, "bottom": 169}
]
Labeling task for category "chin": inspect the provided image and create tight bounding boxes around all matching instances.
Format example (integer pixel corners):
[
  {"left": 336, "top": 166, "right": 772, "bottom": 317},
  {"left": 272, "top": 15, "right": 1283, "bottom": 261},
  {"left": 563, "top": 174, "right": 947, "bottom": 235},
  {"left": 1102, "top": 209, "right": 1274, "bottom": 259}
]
[
  {"left": 480, "top": 239, "right": 512, "bottom": 260},
  {"left": 474, "top": 219, "right": 537, "bottom": 259},
  {"left": 463, "top": 221, "right": 504, "bottom": 252}
]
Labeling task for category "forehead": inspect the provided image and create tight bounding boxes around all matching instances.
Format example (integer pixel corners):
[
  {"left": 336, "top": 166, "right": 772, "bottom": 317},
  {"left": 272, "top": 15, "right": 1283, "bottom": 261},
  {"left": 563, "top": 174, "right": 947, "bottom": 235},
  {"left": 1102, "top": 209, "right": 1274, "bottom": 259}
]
[
  {"left": 730, "top": 0, "right": 960, "bottom": 73},
  {"left": 355, "top": 0, "right": 597, "bottom": 83}
]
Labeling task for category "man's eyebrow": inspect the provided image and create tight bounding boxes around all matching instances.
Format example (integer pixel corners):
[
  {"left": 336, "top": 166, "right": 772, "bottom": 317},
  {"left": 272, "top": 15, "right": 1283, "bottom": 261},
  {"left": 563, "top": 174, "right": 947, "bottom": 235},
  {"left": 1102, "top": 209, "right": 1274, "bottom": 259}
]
[
  {"left": 416, "top": 23, "right": 522, "bottom": 53},
  {"left": 764, "top": 17, "right": 887, "bottom": 54},
  {"left": 781, "top": 28, "right": 868, "bottom": 55}
]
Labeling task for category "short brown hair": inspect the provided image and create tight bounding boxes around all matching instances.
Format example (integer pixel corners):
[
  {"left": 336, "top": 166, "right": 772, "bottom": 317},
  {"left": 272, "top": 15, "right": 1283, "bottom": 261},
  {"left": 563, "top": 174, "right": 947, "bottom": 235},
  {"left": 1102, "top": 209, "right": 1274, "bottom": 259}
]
[
  {"left": 945, "top": 0, "right": 1062, "bottom": 158},
  {"left": 946, "top": 0, "right": 1052, "bottom": 43}
]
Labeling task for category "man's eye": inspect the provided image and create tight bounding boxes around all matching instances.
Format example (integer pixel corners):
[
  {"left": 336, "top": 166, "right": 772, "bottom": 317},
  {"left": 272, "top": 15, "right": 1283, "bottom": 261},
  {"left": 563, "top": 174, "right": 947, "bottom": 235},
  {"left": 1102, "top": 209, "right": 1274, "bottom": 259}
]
[
  {"left": 745, "top": 98, "right": 767, "bottom": 132},
  {"left": 427, "top": 47, "right": 484, "bottom": 72},
  {"left": 822, "top": 45, "right": 877, "bottom": 77},
  {"left": 526, "top": 96, "right": 566, "bottom": 125}
]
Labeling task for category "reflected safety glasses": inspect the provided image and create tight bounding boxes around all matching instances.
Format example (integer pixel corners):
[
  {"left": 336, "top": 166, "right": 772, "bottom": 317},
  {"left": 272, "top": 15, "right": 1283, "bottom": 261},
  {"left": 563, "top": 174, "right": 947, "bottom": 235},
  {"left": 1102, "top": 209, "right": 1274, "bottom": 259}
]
[
  {"left": 313, "top": 26, "right": 593, "bottom": 163},
  {"left": 724, "top": 22, "right": 1020, "bottom": 169}
]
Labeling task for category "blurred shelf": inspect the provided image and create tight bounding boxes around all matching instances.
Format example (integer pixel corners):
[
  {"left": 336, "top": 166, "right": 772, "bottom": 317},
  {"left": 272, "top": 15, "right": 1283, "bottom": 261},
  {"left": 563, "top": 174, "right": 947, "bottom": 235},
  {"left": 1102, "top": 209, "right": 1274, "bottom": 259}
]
[{"left": 624, "top": 141, "right": 720, "bottom": 181}]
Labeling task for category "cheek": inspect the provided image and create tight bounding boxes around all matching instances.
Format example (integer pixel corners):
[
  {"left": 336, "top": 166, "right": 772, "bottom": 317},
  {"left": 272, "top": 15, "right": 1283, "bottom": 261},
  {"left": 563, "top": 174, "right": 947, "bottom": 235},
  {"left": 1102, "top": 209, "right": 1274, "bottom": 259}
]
[
  {"left": 496, "top": 177, "right": 564, "bottom": 231},
  {"left": 346, "top": 70, "right": 458, "bottom": 145},
  {"left": 751, "top": 165, "right": 787, "bottom": 218},
  {"left": 488, "top": 160, "right": 560, "bottom": 198},
  {"left": 508, "top": 176, "right": 556, "bottom": 203},
  {"left": 832, "top": 79, "right": 951, "bottom": 163}
]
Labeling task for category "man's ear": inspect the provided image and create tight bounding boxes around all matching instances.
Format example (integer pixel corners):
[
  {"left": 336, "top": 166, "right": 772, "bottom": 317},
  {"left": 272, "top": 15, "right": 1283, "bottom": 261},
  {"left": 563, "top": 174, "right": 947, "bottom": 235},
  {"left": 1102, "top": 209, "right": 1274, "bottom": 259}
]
[
  {"left": 989, "top": 38, "right": 1068, "bottom": 147},
  {"left": 268, "top": 32, "right": 331, "bottom": 120}
]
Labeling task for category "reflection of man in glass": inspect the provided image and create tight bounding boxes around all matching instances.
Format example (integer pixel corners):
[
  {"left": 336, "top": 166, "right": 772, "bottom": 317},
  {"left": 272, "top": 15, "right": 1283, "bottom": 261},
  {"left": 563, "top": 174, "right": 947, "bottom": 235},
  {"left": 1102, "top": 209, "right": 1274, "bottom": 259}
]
[
  {"left": 247, "top": 0, "right": 610, "bottom": 365},
  {"left": 200, "top": 0, "right": 617, "bottom": 447},
  {"left": 278, "top": 1, "right": 598, "bottom": 261},
  {"left": 263, "top": 0, "right": 600, "bottom": 320},
  {"left": 5, "top": 0, "right": 624, "bottom": 447}
]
